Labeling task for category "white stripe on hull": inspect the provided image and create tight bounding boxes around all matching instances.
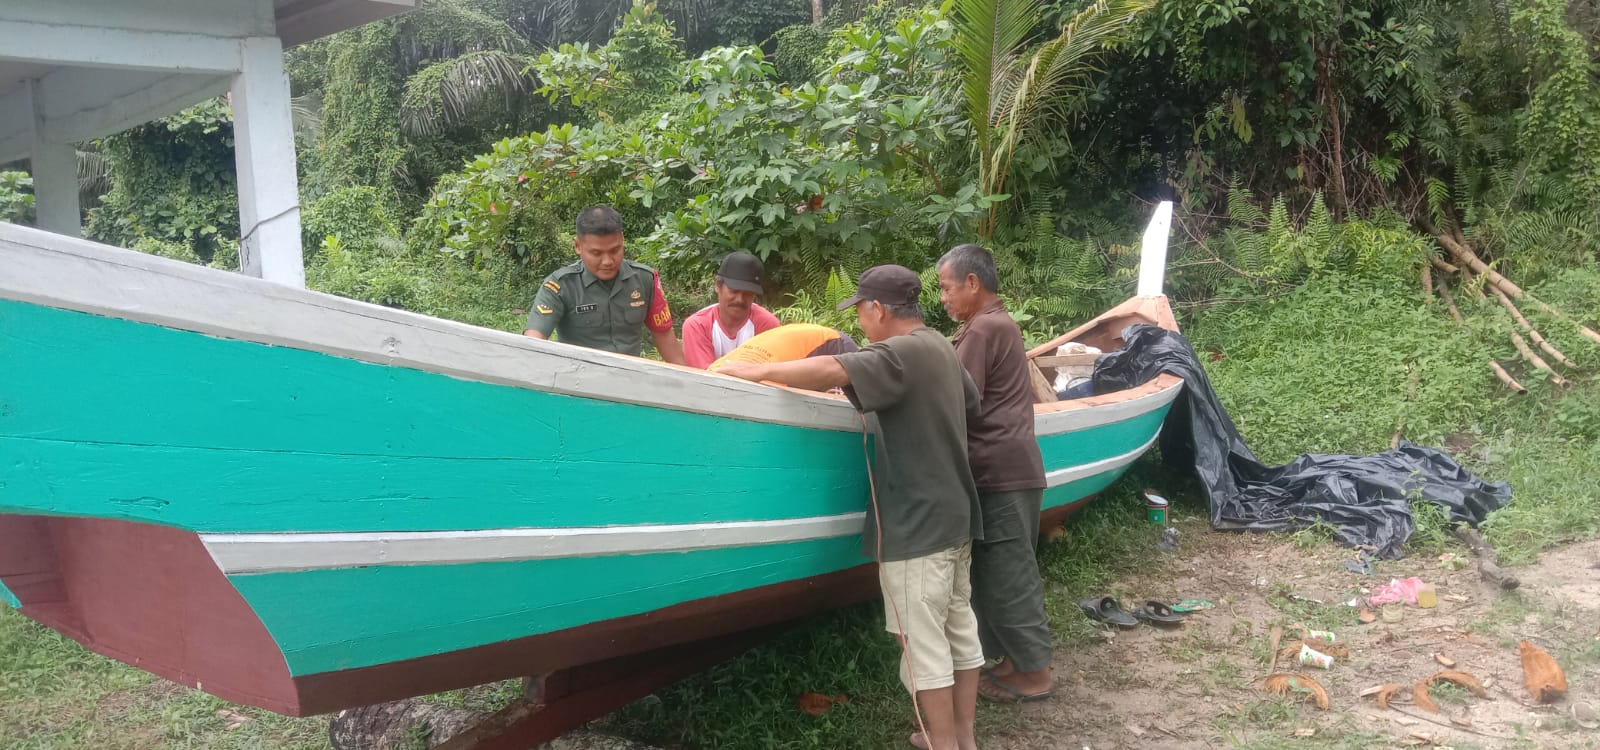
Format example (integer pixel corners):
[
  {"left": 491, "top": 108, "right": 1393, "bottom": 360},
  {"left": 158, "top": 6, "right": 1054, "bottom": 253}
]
[
  {"left": 1045, "top": 434, "right": 1159, "bottom": 488},
  {"left": 201, "top": 436, "right": 1164, "bottom": 575}
]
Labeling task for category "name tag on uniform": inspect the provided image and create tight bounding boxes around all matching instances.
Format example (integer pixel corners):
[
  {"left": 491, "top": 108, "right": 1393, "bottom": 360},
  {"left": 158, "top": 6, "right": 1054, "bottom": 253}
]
[{"left": 575, "top": 304, "right": 598, "bottom": 313}]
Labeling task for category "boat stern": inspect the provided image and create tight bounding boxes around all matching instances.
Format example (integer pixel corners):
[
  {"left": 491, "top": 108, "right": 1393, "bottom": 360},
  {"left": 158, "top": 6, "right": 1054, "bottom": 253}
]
[{"left": 0, "top": 513, "right": 305, "bottom": 714}]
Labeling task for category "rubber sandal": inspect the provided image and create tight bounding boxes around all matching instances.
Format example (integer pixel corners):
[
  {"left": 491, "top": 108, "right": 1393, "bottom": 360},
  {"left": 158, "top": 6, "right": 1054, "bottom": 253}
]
[
  {"left": 1170, "top": 598, "right": 1216, "bottom": 613},
  {"left": 1078, "top": 596, "right": 1138, "bottom": 628},
  {"left": 1131, "top": 600, "right": 1185, "bottom": 627},
  {"left": 978, "top": 671, "right": 1052, "bottom": 703}
]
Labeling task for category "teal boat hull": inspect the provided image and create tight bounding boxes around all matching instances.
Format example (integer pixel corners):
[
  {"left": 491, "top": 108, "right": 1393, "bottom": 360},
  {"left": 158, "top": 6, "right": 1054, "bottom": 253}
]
[{"left": 0, "top": 223, "right": 1181, "bottom": 715}]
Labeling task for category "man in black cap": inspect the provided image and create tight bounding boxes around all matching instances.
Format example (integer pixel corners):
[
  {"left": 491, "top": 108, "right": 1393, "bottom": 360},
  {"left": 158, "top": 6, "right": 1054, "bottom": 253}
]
[
  {"left": 719, "top": 265, "right": 984, "bottom": 750},
  {"left": 681, "top": 252, "right": 781, "bottom": 368}
]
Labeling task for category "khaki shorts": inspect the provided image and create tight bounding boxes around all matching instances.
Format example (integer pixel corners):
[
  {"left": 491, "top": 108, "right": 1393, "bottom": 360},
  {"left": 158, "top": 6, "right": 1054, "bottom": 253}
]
[{"left": 879, "top": 543, "right": 985, "bottom": 693}]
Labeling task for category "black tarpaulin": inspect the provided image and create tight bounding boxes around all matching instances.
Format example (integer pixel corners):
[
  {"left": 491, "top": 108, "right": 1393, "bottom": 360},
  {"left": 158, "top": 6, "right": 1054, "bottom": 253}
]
[{"left": 1092, "top": 324, "right": 1511, "bottom": 559}]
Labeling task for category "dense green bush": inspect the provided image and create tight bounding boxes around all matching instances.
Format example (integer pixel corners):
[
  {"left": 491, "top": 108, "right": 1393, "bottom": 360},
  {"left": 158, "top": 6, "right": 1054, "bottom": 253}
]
[
  {"left": 0, "top": 172, "right": 34, "bottom": 225},
  {"left": 85, "top": 100, "right": 239, "bottom": 264}
]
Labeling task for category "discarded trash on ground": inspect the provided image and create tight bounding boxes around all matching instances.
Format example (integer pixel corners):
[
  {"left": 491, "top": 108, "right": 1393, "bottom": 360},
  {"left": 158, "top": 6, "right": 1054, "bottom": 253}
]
[
  {"left": 1353, "top": 577, "right": 1427, "bottom": 607},
  {"left": 1572, "top": 701, "right": 1598, "bottom": 730},
  {"left": 1262, "top": 673, "right": 1330, "bottom": 709},
  {"left": 1297, "top": 643, "right": 1334, "bottom": 669},
  {"left": 1520, "top": 640, "right": 1567, "bottom": 703}
]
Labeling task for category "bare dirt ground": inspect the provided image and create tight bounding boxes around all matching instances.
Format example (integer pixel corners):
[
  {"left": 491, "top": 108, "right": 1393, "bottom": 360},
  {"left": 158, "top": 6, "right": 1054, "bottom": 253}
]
[{"left": 978, "top": 533, "right": 1600, "bottom": 750}]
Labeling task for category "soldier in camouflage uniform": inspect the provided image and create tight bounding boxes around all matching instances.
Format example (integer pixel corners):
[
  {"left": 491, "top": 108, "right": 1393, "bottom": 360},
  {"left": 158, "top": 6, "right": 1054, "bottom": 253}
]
[{"left": 523, "top": 206, "right": 686, "bottom": 365}]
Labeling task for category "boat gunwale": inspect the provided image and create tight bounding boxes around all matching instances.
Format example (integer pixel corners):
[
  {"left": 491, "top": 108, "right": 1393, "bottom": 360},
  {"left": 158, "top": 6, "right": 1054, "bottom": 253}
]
[{"left": 1, "top": 222, "right": 1178, "bottom": 435}]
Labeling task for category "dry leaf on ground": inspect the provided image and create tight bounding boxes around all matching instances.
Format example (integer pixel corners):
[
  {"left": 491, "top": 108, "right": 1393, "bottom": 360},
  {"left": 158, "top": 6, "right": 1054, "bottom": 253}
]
[
  {"left": 1413, "top": 680, "right": 1438, "bottom": 713},
  {"left": 1432, "top": 670, "right": 1489, "bottom": 697},
  {"left": 1520, "top": 640, "right": 1568, "bottom": 703},
  {"left": 1262, "top": 673, "right": 1330, "bottom": 710},
  {"left": 1361, "top": 683, "right": 1404, "bottom": 710},
  {"left": 1434, "top": 653, "right": 1456, "bottom": 668},
  {"left": 795, "top": 692, "right": 848, "bottom": 716}
]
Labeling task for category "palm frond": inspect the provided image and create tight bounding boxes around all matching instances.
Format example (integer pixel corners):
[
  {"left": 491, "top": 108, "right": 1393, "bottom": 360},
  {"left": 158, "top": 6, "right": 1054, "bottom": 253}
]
[
  {"left": 400, "top": 50, "right": 535, "bottom": 138},
  {"left": 987, "top": 0, "right": 1149, "bottom": 193},
  {"left": 951, "top": 0, "right": 1045, "bottom": 152}
]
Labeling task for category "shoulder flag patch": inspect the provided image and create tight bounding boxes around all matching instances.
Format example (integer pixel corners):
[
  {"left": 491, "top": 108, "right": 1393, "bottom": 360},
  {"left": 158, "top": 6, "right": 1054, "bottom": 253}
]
[{"left": 543, "top": 280, "right": 561, "bottom": 294}]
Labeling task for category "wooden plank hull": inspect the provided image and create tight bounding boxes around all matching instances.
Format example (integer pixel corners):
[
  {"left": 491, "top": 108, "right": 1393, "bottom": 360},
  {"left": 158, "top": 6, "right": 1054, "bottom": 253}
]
[{"left": 0, "top": 222, "right": 1181, "bottom": 715}]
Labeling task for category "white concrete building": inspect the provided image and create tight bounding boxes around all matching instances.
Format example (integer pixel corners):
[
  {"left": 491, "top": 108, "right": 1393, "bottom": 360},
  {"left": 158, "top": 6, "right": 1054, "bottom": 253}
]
[{"left": 0, "top": 0, "right": 420, "bottom": 286}]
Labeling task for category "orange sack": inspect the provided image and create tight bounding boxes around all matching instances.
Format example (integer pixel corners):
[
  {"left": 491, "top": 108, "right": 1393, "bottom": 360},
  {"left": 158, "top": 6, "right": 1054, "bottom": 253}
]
[{"left": 709, "top": 323, "right": 859, "bottom": 379}]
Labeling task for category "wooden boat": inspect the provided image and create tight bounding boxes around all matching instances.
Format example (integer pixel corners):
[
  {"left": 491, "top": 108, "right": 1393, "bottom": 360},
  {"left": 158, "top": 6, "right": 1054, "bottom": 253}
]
[{"left": 0, "top": 204, "right": 1180, "bottom": 720}]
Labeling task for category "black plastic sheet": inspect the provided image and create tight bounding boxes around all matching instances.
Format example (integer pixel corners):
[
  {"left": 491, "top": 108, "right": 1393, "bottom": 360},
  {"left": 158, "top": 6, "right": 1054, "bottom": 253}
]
[{"left": 1093, "top": 324, "right": 1511, "bottom": 559}]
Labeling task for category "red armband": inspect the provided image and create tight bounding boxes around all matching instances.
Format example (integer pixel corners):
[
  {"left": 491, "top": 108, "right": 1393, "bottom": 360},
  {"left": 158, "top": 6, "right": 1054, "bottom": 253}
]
[{"left": 646, "top": 271, "right": 674, "bottom": 333}]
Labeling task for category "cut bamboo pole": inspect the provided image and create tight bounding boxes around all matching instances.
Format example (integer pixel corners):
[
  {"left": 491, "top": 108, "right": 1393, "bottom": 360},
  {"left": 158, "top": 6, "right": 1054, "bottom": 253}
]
[
  {"left": 1421, "top": 263, "right": 1434, "bottom": 302},
  {"left": 1492, "top": 286, "right": 1578, "bottom": 368},
  {"left": 1429, "top": 227, "right": 1600, "bottom": 345},
  {"left": 1429, "top": 256, "right": 1460, "bottom": 275},
  {"left": 1489, "top": 361, "right": 1526, "bottom": 393},
  {"left": 1511, "top": 332, "right": 1571, "bottom": 387},
  {"left": 1436, "top": 275, "right": 1464, "bottom": 325}
]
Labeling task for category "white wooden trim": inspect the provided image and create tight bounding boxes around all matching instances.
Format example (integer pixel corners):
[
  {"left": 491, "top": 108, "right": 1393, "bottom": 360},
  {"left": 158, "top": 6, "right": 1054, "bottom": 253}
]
[
  {"left": 0, "top": 226, "right": 1182, "bottom": 436},
  {"left": 1136, "top": 200, "right": 1173, "bottom": 297},
  {"left": 231, "top": 36, "right": 304, "bottom": 286},
  {"left": 1034, "top": 381, "right": 1183, "bottom": 436},
  {"left": 199, "top": 433, "right": 1161, "bottom": 575},
  {"left": 0, "top": 20, "right": 244, "bottom": 74},
  {"left": 1045, "top": 433, "right": 1159, "bottom": 488},
  {"left": 200, "top": 512, "right": 870, "bottom": 574},
  {"left": 0, "top": 224, "right": 866, "bottom": 431}
]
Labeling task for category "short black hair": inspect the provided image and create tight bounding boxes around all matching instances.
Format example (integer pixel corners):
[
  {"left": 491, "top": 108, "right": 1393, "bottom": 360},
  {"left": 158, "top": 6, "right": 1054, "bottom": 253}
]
[
  {"left": 880, "top": 300, "right": 924, "bottom": 321},
  {"left": 938, "top": 243, "right": 999, "bottom": 293},
  {"left": 575, "top": 205, "right": 624, "bottom": 237}
]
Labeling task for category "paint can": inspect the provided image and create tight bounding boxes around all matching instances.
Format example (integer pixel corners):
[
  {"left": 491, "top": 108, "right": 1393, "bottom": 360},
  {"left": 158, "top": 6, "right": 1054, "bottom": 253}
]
[
  {"left": 1142, "top": 490, "right": 1168, "bottom": 526},
  {"left": 1298, "top": 644, "right": 1335, "bottom": 669}
]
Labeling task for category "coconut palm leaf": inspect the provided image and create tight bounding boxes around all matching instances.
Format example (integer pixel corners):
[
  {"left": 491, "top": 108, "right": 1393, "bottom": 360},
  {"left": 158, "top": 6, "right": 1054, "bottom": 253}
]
[
  {"left": 987, "top": 0, "right": 1147, "bottom": 194},
  {"left": 400, "top": 50, "right": 536, "bottom": 138},
  {"left": 951, "top": 0, "right": 1149, "bottom": 235}
]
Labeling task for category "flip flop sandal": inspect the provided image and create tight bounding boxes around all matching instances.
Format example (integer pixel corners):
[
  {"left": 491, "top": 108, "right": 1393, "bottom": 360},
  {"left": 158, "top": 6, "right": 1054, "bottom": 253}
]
[
  {"left": 1131, "top": 600, "right": 1185, "bottom": 627},
  {"left": 1078, "top": 596, "right": 1138, "bottom": 628},
  {"left": 978, "top": 671, "right": 1052, "bottom": 703},
  {"left": 1170, "top": 598, "right": 1216, "bottom": 613}
]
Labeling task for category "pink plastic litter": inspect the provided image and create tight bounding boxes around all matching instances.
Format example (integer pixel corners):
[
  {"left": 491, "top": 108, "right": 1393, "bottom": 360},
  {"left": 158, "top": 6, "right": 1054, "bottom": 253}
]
[{"left": 1363, "top": 577, "right": 1426, "bottom": 606}]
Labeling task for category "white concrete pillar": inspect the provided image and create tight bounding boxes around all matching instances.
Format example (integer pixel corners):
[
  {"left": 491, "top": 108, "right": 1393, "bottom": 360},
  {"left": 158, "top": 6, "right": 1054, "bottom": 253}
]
[
  {"left": 26, "top": 80, "right": 81, "bottom": 237},
  {"left": 231, "top": 35, "right": 304, "bottom": 287}
]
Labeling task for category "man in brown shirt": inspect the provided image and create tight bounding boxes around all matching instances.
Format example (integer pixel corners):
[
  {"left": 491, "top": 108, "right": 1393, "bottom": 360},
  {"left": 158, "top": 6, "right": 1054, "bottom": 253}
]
[{"left": 937, "top": 243, "right": 1053, "bottom": 703}]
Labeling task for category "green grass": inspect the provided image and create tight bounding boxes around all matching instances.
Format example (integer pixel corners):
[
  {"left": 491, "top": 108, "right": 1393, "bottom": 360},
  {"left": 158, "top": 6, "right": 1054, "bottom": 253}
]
[
  {"left": 0, "top": 608, "right": 328, "bottom": 749},
  {"left": 596, "top": 475, "right": 1178, "bottom": 749},
  {"left": 1189, "top": 267, "right": 1600, "bottom": 565}
]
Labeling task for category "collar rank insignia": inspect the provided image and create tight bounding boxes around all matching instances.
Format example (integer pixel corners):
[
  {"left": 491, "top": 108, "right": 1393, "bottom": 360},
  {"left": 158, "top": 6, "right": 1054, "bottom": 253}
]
[{"left": 543, "top": 280, "right": 561, "bottom": 293}]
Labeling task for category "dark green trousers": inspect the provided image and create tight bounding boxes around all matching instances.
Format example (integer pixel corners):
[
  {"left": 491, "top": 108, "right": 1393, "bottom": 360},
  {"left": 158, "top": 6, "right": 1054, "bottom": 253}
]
[{"left": 971, "top": 488, "right": 1052, "bottom": 673}]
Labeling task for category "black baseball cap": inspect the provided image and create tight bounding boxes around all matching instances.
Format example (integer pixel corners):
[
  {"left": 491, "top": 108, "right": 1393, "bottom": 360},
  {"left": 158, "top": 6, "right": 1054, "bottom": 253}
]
[
  {"left": 717, "top": 252, "right": 765, "bottom": 294},
  {"left": 837, "top": 265, "right": 922, "bottom": 310}
]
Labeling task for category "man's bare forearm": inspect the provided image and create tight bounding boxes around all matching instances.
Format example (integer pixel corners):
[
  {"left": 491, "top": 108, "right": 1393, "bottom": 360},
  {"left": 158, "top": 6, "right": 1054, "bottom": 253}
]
[{"left": 722, "top": 357, "right": 850, "bottom": 389}]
